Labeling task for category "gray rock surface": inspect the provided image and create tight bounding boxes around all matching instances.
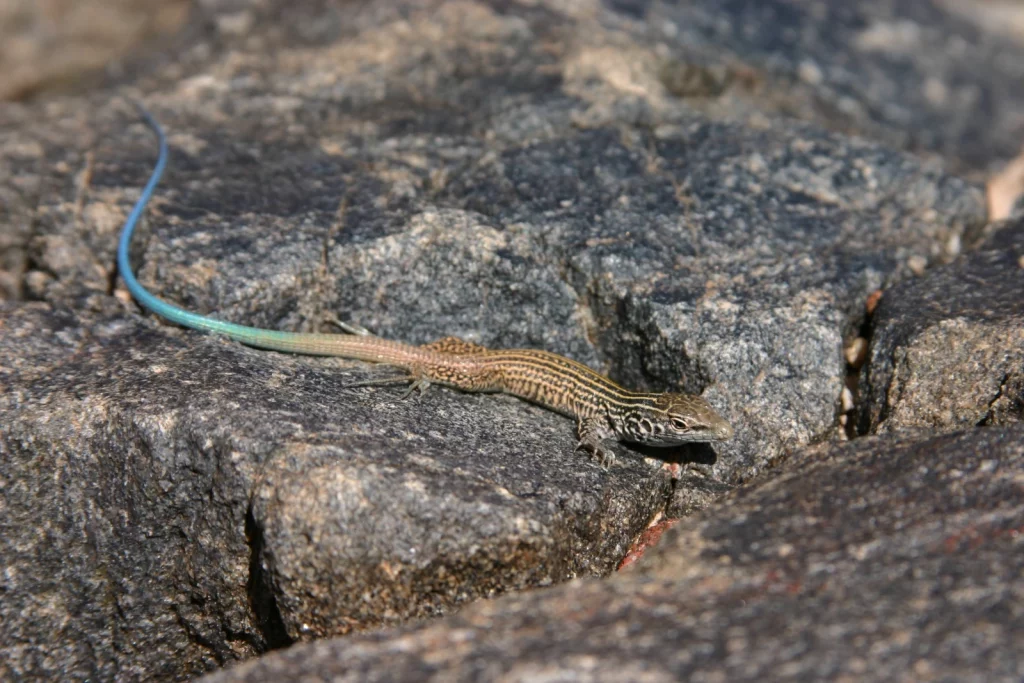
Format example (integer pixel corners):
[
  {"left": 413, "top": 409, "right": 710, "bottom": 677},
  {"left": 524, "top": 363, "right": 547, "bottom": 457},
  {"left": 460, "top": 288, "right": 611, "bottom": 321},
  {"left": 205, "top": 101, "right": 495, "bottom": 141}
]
[
  {"left": 197, "top": 427, "right": 1024, "bottom": 682},
  {"left": 0, "top": 300, "right": 676, "bottom": 679},
  {"left": 861, "top": 217, "right": 1024, "bottom": 433},
  {"left": 0, "top": 0, "right": 1019, "bottom": 681},
  {"left": 635, "top": 0, "right": 1024, "bottom": 177}
]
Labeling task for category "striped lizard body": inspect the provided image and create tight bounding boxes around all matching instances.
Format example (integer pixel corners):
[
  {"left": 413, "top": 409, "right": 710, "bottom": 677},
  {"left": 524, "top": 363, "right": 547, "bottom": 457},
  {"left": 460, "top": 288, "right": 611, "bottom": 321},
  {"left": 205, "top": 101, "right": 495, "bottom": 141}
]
[{"left": 116, "top": 105, "right": 734, "bottom": 466}]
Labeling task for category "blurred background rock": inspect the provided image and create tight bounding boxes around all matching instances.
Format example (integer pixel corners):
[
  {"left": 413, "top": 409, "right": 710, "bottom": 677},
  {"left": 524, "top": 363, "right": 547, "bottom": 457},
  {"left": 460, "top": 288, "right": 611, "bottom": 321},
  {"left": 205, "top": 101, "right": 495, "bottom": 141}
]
[{"left": 0, "top": 0, "right": 189, "bottom": 101}]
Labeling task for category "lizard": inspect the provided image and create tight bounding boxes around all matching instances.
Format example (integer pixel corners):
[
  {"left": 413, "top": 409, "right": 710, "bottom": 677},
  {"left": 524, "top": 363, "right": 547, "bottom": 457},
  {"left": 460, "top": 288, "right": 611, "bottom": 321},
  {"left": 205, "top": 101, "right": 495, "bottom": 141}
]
[{"left": 116, "top": 105, "right": 735, "bottom": 467}]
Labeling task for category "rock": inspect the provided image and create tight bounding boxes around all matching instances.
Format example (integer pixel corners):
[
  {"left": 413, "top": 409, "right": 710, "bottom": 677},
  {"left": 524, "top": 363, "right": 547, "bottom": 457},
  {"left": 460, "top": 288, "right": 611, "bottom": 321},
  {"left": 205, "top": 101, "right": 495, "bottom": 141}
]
[
  {"left": 95, "top": 84, "right": 983, "bottom": 489},
  {"left": 861, "top": 217, "right": 1024, "bottom": 434},
  {"left": 0, "top": 304, "right": 269, "bottom": 680},
  {"left": 643, "top": 0, "right": 1024, "bottom": 177},
  {"left": 0, "top": 302, "right": 673, "bottom": 679},
  {"left": 1, "top": 0, "right": 1018, "bottom": 680},
  {"left": 986, "top": 153, "right": 1024, "bottom": 221},
  {"left": 0, "top": 0, "right": 189, "bottom": 101},
  {"left": 195, "top": 427, "right": 1024, "bottom": 682}
]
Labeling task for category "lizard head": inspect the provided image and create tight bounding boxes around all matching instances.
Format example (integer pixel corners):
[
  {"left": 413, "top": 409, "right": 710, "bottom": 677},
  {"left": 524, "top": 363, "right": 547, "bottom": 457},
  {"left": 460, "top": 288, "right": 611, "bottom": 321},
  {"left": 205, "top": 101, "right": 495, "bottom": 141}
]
[{"left": 616, "top": 393, "right": 734, "bottom": 446}]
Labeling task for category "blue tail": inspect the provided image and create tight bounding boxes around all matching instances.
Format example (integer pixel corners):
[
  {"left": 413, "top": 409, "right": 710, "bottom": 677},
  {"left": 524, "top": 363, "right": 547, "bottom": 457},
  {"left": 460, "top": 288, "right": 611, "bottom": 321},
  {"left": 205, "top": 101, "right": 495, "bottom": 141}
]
[{"left": 116, "top": 105, "right": 311, "bottom": 350}]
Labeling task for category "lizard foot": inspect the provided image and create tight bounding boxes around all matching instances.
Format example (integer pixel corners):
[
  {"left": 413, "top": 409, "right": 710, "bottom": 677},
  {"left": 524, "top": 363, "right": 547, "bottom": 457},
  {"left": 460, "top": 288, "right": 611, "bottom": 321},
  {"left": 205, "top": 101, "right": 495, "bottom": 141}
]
[
  {"left": 574, "top": 440, "right": 616, "bottom": 469},
  {"left": 342, "top": 372, "right": 414, "bottom": 390},
  {"left": 343, "top": 373, "right": 430, "bottom": 400},
  {"left": 399, "top": 379, "right": 431, "bottom": 400}
]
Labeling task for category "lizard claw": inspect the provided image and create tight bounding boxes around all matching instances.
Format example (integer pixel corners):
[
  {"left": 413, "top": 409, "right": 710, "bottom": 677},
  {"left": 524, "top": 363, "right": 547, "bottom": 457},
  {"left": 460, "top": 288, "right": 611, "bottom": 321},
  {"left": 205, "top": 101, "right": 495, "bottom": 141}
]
[
  {"left": 399, "top": 378, "right": 431, "bottom": 400},
  {"left": 574, "top": 440, "right": 616, "bottom": 469}
]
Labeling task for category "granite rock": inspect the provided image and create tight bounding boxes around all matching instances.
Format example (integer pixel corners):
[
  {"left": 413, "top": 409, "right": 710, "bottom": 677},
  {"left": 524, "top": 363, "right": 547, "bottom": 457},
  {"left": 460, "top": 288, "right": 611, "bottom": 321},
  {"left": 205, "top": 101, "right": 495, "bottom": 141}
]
[
  {"left": 861, "top": 217, "right": 1024, "bottom": 433},
  {"left": 0, "top": 0, "right": 1018, "bottom": 680},
  {"left": 0, "top": 302, "right": 673, "bottom": 679},
  {"left": 196, "top": 427, "right": 1024, "bottom": 682}
]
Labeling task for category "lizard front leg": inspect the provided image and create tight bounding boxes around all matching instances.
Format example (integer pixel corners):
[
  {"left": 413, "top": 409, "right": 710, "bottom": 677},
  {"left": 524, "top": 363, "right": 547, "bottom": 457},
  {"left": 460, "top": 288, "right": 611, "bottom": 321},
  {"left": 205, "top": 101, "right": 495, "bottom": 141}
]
[{"left": 575, "top": 415, "right": 617, "bottom": 468}]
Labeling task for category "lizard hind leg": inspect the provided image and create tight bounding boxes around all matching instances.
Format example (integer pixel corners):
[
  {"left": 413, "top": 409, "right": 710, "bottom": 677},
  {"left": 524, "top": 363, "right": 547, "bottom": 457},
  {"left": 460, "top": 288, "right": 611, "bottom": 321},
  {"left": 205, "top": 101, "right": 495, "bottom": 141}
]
[
  {"left": 322, "top": 313, "right": 374, "bottom": 336},
  {"left": 342, "top": 373, "right": 413, "bottom": 389},
  {"left": 399, "top": 378, "right": 431, "bottom": 399},
  {"left": 324, "top": 315, "right": 433, "bottom": 397},
  {"left": 342, "top": 371, "right": 432, "bottom": 399}
]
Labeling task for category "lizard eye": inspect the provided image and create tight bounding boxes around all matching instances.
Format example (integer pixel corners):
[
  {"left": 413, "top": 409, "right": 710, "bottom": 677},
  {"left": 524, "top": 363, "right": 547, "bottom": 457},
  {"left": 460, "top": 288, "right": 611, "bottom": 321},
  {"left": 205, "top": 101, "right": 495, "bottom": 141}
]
[{"left": 671, "top": 418, "right": 690, "bottom": 431}]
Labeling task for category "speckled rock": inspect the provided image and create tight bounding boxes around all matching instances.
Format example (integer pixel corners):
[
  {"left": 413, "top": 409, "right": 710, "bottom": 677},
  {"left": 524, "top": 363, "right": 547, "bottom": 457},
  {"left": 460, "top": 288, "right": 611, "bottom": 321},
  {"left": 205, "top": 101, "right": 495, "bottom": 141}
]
[
  {"left": 861, "top": 217, "right": 1024, "bottom": 433},
  {"left": 196, "top": 427, "right": 1024, "bottom": 682},
  {"left": 0, "top": 301, "right": 676, "bottom": 679},
  {"left": 632, "top": 0, "right": 1024, "bottom": 177},
  {"left": 0, "top": 0, "right": 1017, "bottom": 681}
]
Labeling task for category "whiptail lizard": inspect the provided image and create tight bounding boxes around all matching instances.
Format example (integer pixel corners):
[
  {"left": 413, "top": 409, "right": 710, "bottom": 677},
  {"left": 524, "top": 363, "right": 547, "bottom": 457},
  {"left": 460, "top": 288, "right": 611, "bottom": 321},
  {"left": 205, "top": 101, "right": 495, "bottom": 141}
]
[{"left": 116, "top": 105, "right": 734, "bottom": 467}]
